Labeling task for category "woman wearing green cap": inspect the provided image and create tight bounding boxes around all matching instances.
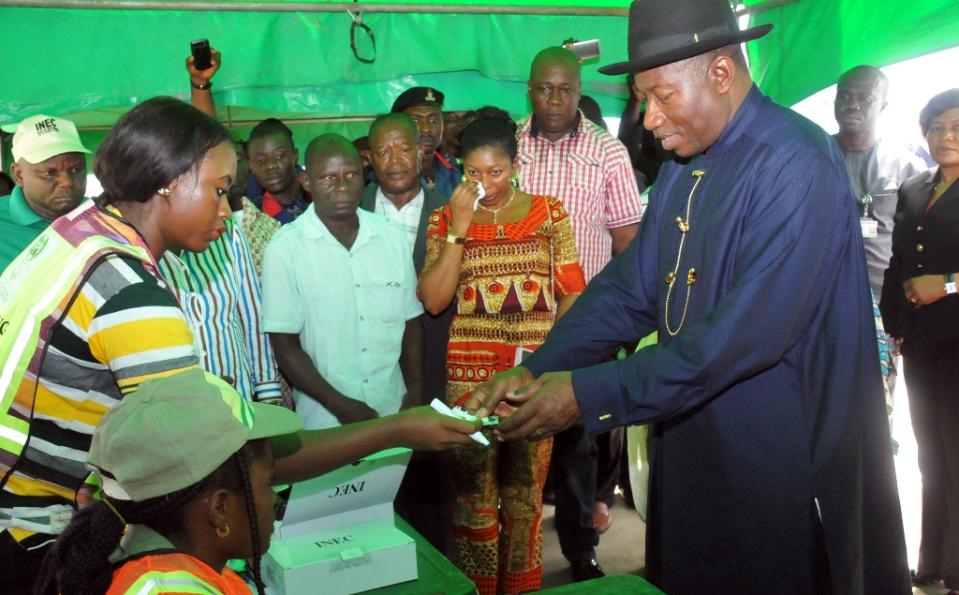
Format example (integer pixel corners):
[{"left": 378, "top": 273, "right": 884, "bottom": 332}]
[
  {"left": 0, "top": 97, "right": 479, "bottom": 594},
  {"left": 35, "top": 369, "right": 302, "bottom": 594}
]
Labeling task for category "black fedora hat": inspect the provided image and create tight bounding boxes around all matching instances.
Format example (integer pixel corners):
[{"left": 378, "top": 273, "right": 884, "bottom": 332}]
[{"left": 599, "top": 0, "right": 773, "bottom": 76}]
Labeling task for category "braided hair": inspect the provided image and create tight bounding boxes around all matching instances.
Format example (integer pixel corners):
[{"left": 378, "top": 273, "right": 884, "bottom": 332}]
[
  {"left": 235, "top": 444, "right": 266, "bottom": 595},
  {"left": 35, "top": 441, "right": 267, "bottom": 595}
]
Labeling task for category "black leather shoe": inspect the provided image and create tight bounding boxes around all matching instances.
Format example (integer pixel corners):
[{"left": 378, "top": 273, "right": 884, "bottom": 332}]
[
  {"left": 910, "top": 569, "right": 940, "bottom": 586},
  {"left": 570, "top": 558, "right": 606, "bottom": 582}
]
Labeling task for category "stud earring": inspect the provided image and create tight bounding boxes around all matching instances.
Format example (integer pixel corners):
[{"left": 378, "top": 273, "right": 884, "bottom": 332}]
[
  {"left": 216, "top": 524, "right": 231, "bottom": 538},
  {"left": 157, "top": 187, "right": 172, "bottom": 197}
]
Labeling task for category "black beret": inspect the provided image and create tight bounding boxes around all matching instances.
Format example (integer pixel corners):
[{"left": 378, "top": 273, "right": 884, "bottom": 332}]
[{"left": 390, "top": 87, "right": 445, "bottom": 113}]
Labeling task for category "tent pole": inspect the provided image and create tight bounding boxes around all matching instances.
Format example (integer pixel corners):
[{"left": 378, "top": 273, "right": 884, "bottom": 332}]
[
  {"left": 0, "top": 0, "right": 797, "bottom": 17},
  {"left": 0, "top": 1, "right": 630, "bottom": 16},
  {"left": 74, "top": 115, "right": 378, "bottom": 131}
]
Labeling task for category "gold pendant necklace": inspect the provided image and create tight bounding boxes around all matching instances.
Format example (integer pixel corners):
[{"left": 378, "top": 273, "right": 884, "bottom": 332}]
[
  {"left": 478, "top": 187, "right": 516, "bottom": 225},
  {"left": 664, "top": 168, "right": 705, "bottom": 337}
]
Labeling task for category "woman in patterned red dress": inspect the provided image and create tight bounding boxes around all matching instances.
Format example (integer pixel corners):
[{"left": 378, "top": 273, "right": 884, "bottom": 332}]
[{"left": 420, "top": 109, "right": 586, "bottom": 594}]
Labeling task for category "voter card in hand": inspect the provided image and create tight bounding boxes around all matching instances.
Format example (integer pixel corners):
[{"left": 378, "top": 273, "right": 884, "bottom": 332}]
[{"left": 429, "top": 398, "right": 491, "bottom": 446}]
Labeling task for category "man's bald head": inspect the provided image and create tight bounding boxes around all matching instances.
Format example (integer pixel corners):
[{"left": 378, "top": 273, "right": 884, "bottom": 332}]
[
  {"left": 369, "top": 113, "right": 419, "bottom": 146},
  {"left": 301, "top": 134, "right": 364, "bottom": 223},
  {"left": 835, "top": 65, "right": 888, "bottom": 147},
  {"left": 838, "top": 66, "right": 889, "bottom": 99},
  {"left": 304, "top": 134, "right": 361, "bottom": 173},
  {"left": 529, "top": 46, "right": 581, "bottom": 82},
  {"left": 528, "top": 47, "right": 583, "bottom": 141}
]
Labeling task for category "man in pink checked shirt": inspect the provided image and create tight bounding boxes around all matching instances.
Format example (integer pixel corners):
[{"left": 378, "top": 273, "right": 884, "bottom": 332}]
[{"left": 516, "top": 45, "right": 644, "bottom": 583}]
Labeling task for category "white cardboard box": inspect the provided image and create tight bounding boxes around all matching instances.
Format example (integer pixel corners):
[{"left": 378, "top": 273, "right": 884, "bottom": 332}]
[{"left": 262, "top": 448, "right": 416, "bottom": 595}]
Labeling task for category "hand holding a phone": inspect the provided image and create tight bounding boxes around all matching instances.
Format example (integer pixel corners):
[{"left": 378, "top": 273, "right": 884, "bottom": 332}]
[{"left": 185, "top": 45, "right": 221, "bottom": 88}]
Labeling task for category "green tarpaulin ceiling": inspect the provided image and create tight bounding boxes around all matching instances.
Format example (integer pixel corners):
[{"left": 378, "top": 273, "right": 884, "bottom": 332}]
[{"left": 0, "top": 0, "right": 956, "bottom": 148}]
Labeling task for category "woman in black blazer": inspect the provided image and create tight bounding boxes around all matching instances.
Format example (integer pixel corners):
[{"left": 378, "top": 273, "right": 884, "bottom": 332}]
[{"left": 880, "top": 88, "right": 959, "bottom": 592}]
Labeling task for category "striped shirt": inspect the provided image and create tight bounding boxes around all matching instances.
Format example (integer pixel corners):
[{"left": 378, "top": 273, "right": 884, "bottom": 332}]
[
  {"left": 517, "top": 112, "right": 644, "bottom": 281},
  {"left": 159, "top": 222, "right": 281, "bottom": 403},
  {"left": 1, "top": 252, "right": 198, "bottom": 547},
  {"left": 374, "top": 186, "right": 424, "bottom": 251}
]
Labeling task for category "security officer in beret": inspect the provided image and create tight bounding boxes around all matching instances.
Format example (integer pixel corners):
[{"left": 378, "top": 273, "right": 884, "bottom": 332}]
[{"left": 391, "top": 87, "right": 461, "bottom": 196}]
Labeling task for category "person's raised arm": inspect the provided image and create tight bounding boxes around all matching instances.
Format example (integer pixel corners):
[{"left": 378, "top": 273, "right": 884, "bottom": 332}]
[
  {"left": 418, "top": 180, "right": 480, "bottom": 314},
  {"left": 186, "top": 48, "right": 221, "bottom": 119}
]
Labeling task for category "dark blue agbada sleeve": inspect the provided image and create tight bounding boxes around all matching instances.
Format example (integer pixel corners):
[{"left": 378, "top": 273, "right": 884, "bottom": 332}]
[{"left": 525, "top": 93, "right": 868, "bottom": 435}]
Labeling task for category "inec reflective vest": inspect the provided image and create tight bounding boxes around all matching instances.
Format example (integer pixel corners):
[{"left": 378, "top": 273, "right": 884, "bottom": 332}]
[
  {"left": 0, "top": 201, "right": 153, "bottom": 485},
  {"left": 109, "top": 552, "right": 251, "bottom": 595}
]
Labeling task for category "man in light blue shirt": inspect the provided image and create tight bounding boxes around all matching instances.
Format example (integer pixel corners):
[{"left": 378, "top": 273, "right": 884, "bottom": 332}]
[{"left": 262, "top": 134, "right": 424, "bottom": 429}]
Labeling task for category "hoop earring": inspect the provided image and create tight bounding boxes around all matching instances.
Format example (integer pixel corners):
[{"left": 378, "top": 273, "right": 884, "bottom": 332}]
[{"left": 216, "top": 524, "right": 231, "bottom": 538}]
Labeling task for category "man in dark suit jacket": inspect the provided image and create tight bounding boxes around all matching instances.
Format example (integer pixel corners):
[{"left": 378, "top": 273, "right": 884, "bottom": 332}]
[{"left": 360, "top": 112, "right": 455, "bottom": 554}]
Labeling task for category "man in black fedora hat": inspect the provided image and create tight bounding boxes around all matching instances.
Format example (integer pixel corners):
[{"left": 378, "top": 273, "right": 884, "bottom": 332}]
[{"left": 467, "top": 0, "right": 911, "bottom": 593}]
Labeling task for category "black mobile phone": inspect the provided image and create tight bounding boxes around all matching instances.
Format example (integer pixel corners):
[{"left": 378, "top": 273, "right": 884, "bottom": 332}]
[{"left": 191, "top": 39, "right": 212, "bottom": 70}]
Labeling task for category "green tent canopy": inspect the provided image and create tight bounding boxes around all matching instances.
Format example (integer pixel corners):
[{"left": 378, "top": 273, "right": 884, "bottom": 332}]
[
  {"left": 745, "top": 0, "right": 959, "bottom": 107},
  {"left": 0, "top": 0, "right": 956, "bottom": 152}
]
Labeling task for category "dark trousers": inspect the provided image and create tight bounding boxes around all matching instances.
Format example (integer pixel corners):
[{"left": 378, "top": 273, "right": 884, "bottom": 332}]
[
  {"left": 902, "top": 341, "right": 959, "bottom": 588},
  {"left": 550, "top": 422, "right": 599, "bottom": 562},
  {"left": 0, "top": 531, "right": 48, "bottom": 595},
  {"left": 394, "top": 450, "right": 454, "bottom": 556},
  {"left": 595, "top": 427, "right": 625, "bottom": 507}
]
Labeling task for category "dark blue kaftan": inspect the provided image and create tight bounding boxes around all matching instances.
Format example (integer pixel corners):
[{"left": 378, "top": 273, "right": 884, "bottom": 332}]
[{"left": 524, "top": 87, "right": 910, "bottom": 595}]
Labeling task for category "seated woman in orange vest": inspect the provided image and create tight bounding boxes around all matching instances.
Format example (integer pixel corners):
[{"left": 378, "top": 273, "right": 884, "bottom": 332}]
[{"left": 35, "top": 369, "right": 302, "bottom": 594}]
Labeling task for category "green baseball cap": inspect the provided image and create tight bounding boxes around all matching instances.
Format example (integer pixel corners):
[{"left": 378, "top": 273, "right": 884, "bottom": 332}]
[{"left": 87, "top": 368, "right": 303, "bottom": 502}]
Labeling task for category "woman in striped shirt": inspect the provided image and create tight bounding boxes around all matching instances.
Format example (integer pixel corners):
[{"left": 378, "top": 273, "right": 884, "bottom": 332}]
[{"left": 0, "top": 97, "right": 479, "bottom": 595}]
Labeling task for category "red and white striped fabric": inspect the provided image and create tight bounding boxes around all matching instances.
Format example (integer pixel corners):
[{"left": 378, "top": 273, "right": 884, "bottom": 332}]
[{"left": 517, "top": 112, "right": 643, "bottom": 281}]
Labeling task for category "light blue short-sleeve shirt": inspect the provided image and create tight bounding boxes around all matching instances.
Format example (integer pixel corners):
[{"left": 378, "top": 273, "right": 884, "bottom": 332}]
[{"left": 262, "top": 207, "right": 423, "bottom": 429}]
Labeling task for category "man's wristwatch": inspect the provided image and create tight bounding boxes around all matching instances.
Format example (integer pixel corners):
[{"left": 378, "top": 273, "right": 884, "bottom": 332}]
[
  {"left": 946, "top": 273, "right": 957, "bottom": 295},
  {"left": 190, "top": 80, "right": 212, "bottom": 90},
  {"left": 446, "top": 233, "right": 467, "bottom": 245}
]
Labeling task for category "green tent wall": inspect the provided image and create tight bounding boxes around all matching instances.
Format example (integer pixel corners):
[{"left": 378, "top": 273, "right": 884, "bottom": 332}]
[
  {"left": 746, "top": 0, "right": 959, "bottom": 107},
  {"left": 0, "top": 0, "right": 957, "bottom": 155}
]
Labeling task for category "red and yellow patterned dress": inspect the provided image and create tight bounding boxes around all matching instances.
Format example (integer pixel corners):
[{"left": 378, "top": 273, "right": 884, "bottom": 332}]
[{"left": 424, "top": 194, "right": 586, "bottom": 595}]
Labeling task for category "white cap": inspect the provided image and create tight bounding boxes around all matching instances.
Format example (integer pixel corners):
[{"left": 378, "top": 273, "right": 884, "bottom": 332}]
[{"left": 11, "top": 114, "right": 90, "bottom": 164}]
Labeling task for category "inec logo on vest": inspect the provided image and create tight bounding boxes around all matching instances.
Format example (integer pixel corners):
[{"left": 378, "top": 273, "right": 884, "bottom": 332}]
[{"left": 28, "top": 235, "right": 49, "bottom": 260}]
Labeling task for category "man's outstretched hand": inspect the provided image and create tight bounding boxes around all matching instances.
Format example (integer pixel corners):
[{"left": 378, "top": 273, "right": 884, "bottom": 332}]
[
  {"left": 466, "top": 366, "right": 535, "bottom": 419},
  {"left": 468, "top": 368, "right": 581, "bottom": 442}
]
